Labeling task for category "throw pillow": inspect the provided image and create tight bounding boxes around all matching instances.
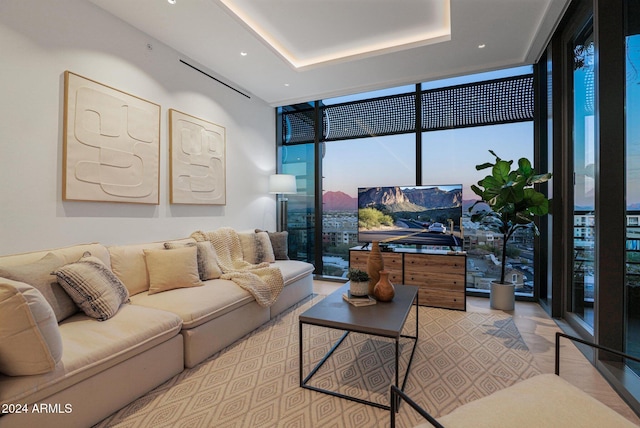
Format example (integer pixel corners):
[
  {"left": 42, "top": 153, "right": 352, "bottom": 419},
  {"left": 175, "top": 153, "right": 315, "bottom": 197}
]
[
  {"left": 0, "top": 252, "right": 78, "bottom": 322},
  {"left": 256, "top": 229, "right": 289, "bottom": 260},
  {"left": 255, "top": 231, "right": 276, "bottom": 263},
  {"left": 239, "top": 231, "right": 276, "bottom": 264},
  {"left": 164, "top": 241, "right": 222, "bottom": 280},
  {"left": 144, "top": 246, "right": 203, "bottom": 295},
  {"left": 0, "top": 278, "right": 63, "bottom": 376},
  {"left": 52, "top": 253, "right": 130, "bottom": 321},
  {"left": 238, "top": 232, "right": 258, "bottom": 264}
]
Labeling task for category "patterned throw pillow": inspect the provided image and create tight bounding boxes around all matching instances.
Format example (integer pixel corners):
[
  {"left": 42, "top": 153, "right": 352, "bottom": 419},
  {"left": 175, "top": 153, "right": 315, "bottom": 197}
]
[
  {"left": 255, "top": 232, "right": 276, "bottom": 263},
  {"left": 239, "top": 231, "right": 275, "bottom": 264},
  {"left": 52, "top": 253, "right": 130, "bottom": 321},
  {"left": 164, "top": 241, "right": 222, "bottom": 280},
  {"left": 255, "top": 229, "right": 289, "bottom": 260}
]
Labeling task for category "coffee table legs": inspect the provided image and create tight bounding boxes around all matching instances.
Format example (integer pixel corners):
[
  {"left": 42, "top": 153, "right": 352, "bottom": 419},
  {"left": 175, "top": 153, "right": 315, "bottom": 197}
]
[
  {"left": 300, "top": 327, "right": 349, "bottom": 387},
  {"left": 299, "top": 318, "right": 418, "bottom": 411}
]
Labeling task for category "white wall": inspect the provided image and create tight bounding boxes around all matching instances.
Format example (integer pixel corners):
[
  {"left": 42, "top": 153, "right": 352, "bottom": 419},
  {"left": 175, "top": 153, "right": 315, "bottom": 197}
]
[{"left": 0, "top": 0, "right": 277, "bottom": 255}]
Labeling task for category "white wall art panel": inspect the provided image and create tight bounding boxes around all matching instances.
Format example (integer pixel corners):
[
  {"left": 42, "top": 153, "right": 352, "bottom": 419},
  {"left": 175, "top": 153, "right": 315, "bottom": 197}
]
[
  {"left": 169, "top": 109, "right": 226, "bottom": 205},
  {"left": 63, "top": 71, "right": 160, "bottom": 204}
]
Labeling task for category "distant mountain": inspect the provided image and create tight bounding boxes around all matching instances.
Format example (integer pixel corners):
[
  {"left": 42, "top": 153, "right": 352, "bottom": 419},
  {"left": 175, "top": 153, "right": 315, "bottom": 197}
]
[
  {"left": 358, "top": 186, "right": 460, "bottom": 213},
  {"left": 323, "top": 191, "right": 357, "bottom": 211}
]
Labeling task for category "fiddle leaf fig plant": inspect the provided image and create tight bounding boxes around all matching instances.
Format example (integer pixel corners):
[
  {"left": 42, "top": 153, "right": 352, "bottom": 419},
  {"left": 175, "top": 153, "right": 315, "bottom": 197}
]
[{"left": 469, "top": 150, "right": 552, "bottom": 284}]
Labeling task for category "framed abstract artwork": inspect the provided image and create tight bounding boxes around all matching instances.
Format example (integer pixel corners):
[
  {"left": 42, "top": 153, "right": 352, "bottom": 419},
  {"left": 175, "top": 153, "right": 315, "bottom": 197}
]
[
  {"left": 169, "top": 109, "right": 226, "bottom": 205},
  {"left": 63, "top": 71, "right": 160, "bottom": 204}
]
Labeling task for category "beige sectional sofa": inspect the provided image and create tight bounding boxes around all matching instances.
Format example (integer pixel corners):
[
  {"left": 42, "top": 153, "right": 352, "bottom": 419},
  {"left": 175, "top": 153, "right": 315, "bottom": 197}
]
[{"left": 0, "top": 231, "right": 314, "bottom": 428}]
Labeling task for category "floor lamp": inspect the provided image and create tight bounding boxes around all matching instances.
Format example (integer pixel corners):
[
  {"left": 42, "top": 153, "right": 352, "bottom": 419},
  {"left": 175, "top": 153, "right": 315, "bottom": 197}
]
[{"left": 269, "top": 174, "right": 297, "bottom": 232}]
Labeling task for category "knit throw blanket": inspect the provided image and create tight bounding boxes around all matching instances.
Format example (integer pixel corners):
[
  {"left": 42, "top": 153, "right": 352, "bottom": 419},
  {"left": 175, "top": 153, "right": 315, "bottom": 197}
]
[{"left": 191, "top": 228, "right": 284, "bottom": 307}]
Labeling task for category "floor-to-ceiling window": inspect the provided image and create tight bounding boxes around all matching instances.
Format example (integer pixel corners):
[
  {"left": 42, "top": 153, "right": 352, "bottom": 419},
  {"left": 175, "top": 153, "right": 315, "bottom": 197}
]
[
  {"left": 571, "top": 27, "right": 596, "bottom": 329},
  {"left": 277, "top": 103, "right": 317, "bottom": 265},
  {"left": 320, "top": 87, "right": 416, "bottom": 277},
  {"left": 423, "top": 123, "right": 533, "bottom": 296},
  {"left": 420, "top": 69, "right": 536, "bottom": 297},
  {"left": 278, "top": 67, "right": 538, "bottom": 300}
]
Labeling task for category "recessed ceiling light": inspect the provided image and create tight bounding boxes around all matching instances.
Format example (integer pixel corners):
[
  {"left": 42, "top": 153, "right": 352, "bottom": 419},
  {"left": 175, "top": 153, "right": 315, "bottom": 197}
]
[
  {"left": 478, "top": 44, "right": 486, "bottom": 49},
  {"left": 284, "top": 83, "right": 290, "bottom": 87},
  {"left": 240, "top": 51, "right": 248, "bottom": 56},
  {"left": 167, "top": 0, "right": 176, "bottom": 4}
]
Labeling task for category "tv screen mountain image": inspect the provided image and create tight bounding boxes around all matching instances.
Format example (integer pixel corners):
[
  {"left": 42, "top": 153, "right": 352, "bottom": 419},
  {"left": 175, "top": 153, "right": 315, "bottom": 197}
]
[{"left": 357, "top": 185, "right": 463, "bottom": 247}]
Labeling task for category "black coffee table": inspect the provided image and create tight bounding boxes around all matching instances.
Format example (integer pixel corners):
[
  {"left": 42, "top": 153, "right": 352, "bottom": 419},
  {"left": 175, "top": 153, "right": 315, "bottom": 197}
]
[{"left": 298, "top": 283, "right": 418, "bottom": 410}]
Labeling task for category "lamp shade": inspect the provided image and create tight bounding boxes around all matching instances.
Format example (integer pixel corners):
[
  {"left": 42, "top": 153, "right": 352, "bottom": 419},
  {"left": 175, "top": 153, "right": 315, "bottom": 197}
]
[{"left": 269, "top": 174, "right": 297, "bottom": 194}]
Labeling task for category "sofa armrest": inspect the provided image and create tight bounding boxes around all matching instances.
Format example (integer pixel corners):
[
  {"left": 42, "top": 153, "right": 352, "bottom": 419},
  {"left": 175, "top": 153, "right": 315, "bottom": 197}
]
[{"left": 555, "top": 331, "right": 640, "bottom": 374}]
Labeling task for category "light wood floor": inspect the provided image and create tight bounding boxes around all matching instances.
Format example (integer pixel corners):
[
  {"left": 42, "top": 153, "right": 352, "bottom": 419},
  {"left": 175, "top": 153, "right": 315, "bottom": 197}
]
[{"left": 313, "top": 280, "right": 640, "bottom": 425}]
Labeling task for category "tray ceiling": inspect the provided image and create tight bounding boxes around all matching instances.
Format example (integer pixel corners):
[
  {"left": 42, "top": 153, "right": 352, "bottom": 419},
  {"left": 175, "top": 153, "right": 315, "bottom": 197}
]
[{"left": 88, "top": 0, "right": 570, "bottom": 106}]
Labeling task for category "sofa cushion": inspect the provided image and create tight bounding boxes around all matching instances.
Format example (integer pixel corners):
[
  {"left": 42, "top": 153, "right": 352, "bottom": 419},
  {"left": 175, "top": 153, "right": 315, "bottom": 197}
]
[
  {"left": 273, "top": 260, "right": 315, "bottom": 286},
  {"left": 0, "top": 304, "right": 182, "bottom": 405},
  {"left": 0, "top": 252, "right": 77, "bottom": 322},
  {"left": 0, "top": 278, "right": 63, "bottom": 376},
  {"left": 52, "top": 254, "right": 130, "bottom": 321},
  {"left": 144, "top": 246, "right": 203, "bottom": 295},
  {"left": 109, "top": 238, "right": 196, "bottom": 296},
  {"left": 129, "top": 279, "right": 254, "bottom": 330}
]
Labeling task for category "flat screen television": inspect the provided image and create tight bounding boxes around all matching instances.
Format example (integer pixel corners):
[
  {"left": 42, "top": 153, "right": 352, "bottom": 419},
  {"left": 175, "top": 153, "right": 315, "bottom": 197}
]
[{"left": 357, "top": 184, "right": 463, "bottom": 248}]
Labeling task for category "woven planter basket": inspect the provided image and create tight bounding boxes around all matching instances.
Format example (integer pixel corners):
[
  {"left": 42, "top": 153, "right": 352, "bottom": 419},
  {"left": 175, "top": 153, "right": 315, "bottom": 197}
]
[{"left": 349, "top": 281, "right": 369, "bottom": 296}]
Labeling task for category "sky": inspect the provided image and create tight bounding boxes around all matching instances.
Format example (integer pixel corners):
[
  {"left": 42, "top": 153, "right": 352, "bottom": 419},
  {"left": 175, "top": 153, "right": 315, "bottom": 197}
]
[{"left": 322, "top": 122, "right": 533, "bottom": 199}]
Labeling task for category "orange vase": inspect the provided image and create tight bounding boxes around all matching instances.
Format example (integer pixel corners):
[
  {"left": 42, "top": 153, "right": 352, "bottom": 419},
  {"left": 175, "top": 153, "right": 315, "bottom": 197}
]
[
  {"left": 373, "top": 270, "right": 395, "bottom": 302},
  {"left": 367, "top": 241, "right": 384, "bottom": 295}
]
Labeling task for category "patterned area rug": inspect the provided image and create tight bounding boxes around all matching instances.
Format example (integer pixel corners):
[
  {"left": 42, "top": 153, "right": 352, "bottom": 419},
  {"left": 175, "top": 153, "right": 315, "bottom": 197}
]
[{"left": 94, "top": 295, "right": 540, "bottom": 428}]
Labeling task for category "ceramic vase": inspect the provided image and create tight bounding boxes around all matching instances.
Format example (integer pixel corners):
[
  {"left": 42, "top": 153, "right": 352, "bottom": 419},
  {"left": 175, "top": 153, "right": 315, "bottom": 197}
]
[
  {"left": 373, "top": 270, "right": 395, "bottom": 302},
  {"left": 367, "top": 241, "right": 384, "bottom": 295}
]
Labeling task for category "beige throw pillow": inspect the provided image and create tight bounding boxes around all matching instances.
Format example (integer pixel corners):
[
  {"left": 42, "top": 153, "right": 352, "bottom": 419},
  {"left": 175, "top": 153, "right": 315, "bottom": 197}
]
[
  {"left": 144, "top": 246, "right": 203, "bottom": 295},
  {"left": 164, "top": 241, "right": 222, "bottom": 280},
  {"left": 0, "top": 252, "right": 78, "bottom": 322},
  {"left": 239, "top": 231, "right": 276, "bottom": 264},
  {"left": 53, "top": 253, "right": 130, "bottom": 321},
  {"left": 0, "top": 278, "right": 63, "bottom": 376}
]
